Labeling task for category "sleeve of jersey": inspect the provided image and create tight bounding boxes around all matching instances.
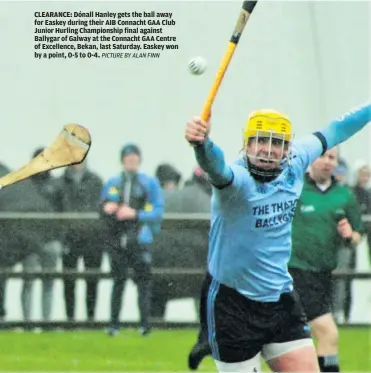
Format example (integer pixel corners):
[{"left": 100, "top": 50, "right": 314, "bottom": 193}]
[
  {"left": 292, "top": 135, "right": 324, "bottom": 171},
  {"left": 294, "top": 103, "right": 371, "bottom": 170},
  {"left": 137, "top": 177, "right": 165, "bottom": 222},
  {"left": 193, "top": 138, "right": 234, "bottom": 188},
  {"left": 317, "top": 103, "right": 371, "bottom": 150}
]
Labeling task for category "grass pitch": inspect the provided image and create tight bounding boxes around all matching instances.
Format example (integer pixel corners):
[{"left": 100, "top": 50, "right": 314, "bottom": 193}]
[{"left": 0, "top": 327, "right": 369, "bottom": 371}]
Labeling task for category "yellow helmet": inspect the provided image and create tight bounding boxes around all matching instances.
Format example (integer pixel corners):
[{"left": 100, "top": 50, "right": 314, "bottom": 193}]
[{"left": 243, "top": 109, "right": 293, "bottom": 144}]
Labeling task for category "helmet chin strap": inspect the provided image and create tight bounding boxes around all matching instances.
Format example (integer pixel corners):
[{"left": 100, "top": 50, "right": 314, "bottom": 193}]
[{"left": 245, "top": 156, "right": 282, "bottom": 182}]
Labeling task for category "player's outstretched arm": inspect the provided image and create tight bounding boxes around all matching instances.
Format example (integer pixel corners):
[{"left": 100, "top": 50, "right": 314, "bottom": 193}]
[
  {"left": 294, "top": 103, "right": 371, "bottom": 170},
  {"left": 318, "top": 103, "right": 371, "bottom": 150},
  {"left": 185, "top": 116, "right": 233, "bottom": 187}
]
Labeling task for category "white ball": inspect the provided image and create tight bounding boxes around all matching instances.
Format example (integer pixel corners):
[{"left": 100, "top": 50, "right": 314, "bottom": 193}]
[{"left": 188, "top": 56, "right": 207, "bottom": 75}]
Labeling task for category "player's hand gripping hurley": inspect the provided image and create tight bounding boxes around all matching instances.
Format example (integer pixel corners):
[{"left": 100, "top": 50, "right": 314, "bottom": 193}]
[{"left": 0, "top": 124, "right": 91, "bottom": 189}]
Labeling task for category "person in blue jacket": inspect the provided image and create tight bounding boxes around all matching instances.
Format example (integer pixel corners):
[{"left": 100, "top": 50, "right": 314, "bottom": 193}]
[{"left": 101, "top": 143, "right": 164, "bottom": 336}]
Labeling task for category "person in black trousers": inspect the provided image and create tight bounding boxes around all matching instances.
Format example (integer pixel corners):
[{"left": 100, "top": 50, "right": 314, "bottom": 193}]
[
  {"left": 101, "top": 144, "right": 164, "bottom": 336},
  {"left": 58, "top": 160, "right": 104, "bottom": 321}
]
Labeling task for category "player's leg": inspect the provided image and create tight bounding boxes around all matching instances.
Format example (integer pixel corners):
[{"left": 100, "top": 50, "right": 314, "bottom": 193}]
[
  {"left": 264, "top": 340, "right": 319, "bottom": 372},
  {"left": 189, "top": 329, "right": 212, "bottom": 371},
  {"left": 262, "top": 290, "right": 319, "bottom": 372},
  {"left": 188, "top": 275, "right": 212, "bottom": 370},
  {"left": 290, "top": 268, "right": 340, "bottom": 372},
  {"left": 215, "top": 353, "right": 262, "bottom": 372},
  {"left": 310, "top": 314, "right": 339, "bottom": 372}
]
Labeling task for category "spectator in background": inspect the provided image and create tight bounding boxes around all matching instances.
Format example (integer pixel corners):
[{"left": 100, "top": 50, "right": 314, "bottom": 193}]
[
  {"left": 181, "top": 167, "right": 213, "bottom": 370},
  {"left": 155, "top": 163, "right": 182, "bottom": 215},
  {"left": 333, "top": 158, "right": 349, "bottom": 186},
  {"left": 20, "top": 147, "right": 63, "bottom": 325},
  {"left": 184, "top": 166, "right": 212, "bottom": 197},
  {"left": 352, "top": 162, "right": 371, "bottom": 256},
  {"left": 59, "top": 159, "right": 103, "bottom": 322},
  {"left": 343, "top": 162, "right": 371, "bottom": 314},
  {"left": 0, "top": 162, "right": 12, "bottom": 321},
  {"left": 0, "top": 153, "right": 59, "bottom": 327},
  {"left": 289, "top": 147, "right": 363, "bottom": 372},
  {"left": 101, "top": 143, "right": 164, "bottom": 337},
  {"left": 0, "top": 162, "right": 10, "bottom": 177},
  {"left": 333, "top": 161, "right": 371, "bottom": 324},
  {"left": 152, "top": 166, "right": 210, "bottom": 320},
  {"left": 164, "top": 166, "right": 212, "bottom": 212},
  {"left": 155, "top": 163, "right": 182, "bottom": 190}
]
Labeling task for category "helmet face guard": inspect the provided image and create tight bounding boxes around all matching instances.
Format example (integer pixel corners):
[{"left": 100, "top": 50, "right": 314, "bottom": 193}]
[
  {"left": 243, "top": 110, "right": 293, "bottom": 180},
  {"left": 247, "top": 131, "right": 290, "bottom": 163}
]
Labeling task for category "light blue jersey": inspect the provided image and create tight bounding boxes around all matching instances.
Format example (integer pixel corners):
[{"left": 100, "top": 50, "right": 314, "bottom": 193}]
[{"left": 194, "top": 103, "right": 371, "bottom": 302}]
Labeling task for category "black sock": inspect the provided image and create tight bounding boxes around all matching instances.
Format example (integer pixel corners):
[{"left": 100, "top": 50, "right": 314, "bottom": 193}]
[{"left": 318, "top": 355, "right": 340, "bottom": 372}]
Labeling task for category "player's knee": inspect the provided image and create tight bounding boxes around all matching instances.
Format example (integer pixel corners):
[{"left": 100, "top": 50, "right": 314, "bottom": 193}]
[
  {"left": 214, "top": 352, "right": 261, "bottom": 372},
  {"left": 322, "top": 327, "right": 339, "bottom": 348},
  {"left": 311, "top": 318, "right": 339, "bottom": 346}
]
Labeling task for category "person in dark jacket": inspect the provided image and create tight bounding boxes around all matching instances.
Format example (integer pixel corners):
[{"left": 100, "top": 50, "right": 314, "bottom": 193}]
[
  {"left": 352, "top": 163, "right": 371, "bottom": 253},
  {"left": 0, "top": 162, "right": 12, "bottom": 320},
  {"left": 155, "top": 163, "right": 182, "bottom": 190},
  {"left": 345, "top": 163, "right": 371, "bottom": 318},
  {"left": 101, "top": 143, "right": 164, "bottom": 336},
  {"left": 184, "top": 166, "right": 212, "bottom": 197},
  {"left": 152, "top": 166, "right": 211, "bottom": 320},
  {"left": 0, "top": 155, "right": 59, "bottom": 325},
  {"left": 20, "top": 147, "right": 63, "bottom": 323},
  {"left": 332, "top": 161, "right": 371, "bottom": 324},
  {"left": 58, "top": 159, "right": 104, "bottom": 321}
]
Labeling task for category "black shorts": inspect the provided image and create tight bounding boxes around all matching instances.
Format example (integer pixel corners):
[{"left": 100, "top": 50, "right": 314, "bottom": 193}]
[
  {"left": 200, "top": 273, "right": 311, "bottom": 363},
  {"left": 289, "top": 267, "right": 333, "bottom": 322}
]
